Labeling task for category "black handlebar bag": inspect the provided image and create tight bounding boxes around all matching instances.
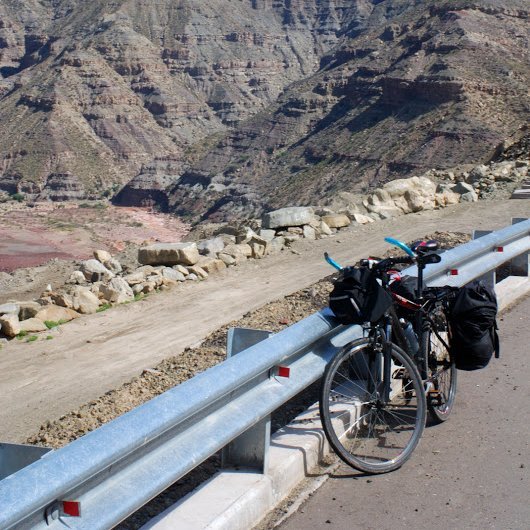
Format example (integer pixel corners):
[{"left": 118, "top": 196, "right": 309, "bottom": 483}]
[{"left": 329, "top": 267, "right": 392, "bottom": 325}]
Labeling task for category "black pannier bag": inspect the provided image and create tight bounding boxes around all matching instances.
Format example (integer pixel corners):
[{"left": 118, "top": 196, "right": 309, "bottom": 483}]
[
  {"left": 449, "top": 280, "right": 500, "bottom": 371},
  {"left": 329, "top": 267, "right": 392, "bottom": 325}
]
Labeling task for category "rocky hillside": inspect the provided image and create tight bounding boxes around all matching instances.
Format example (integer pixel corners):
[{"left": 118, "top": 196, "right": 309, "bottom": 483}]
[
  {"left": 0, "top": 0, "right": 358, "bottom": 200},
  {"left": 0, "top": 1, "right": 528, "bottom": 217}
]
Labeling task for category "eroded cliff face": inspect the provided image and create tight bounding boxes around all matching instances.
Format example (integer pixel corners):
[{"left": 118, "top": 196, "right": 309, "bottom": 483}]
[
  {"left": 0, "top": 1, "right": 528, "bottom": 217},
  {"left": 164, "top": 0, "right": 530, "bottom": 221},
  {"left": 0, "top": 0, "right": 360, "bottom": 200}
]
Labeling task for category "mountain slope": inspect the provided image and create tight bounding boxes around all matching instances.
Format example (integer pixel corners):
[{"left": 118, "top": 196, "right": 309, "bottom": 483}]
[{"left": 0, "top": 0, "right": 359, "bottom": 199}]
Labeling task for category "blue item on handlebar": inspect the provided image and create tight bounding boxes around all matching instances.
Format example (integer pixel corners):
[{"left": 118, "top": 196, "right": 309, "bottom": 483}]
[
  {"left": 384, "top": 237, "right": 415, "bottom": 258},
  {"left": 324, "top": 252, "right": 343, "bottom": 271}
]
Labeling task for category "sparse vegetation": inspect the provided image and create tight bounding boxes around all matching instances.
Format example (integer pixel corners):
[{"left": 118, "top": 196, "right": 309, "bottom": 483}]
[
  {"left": 44, "top": 319, "right": 68, "bottom": 329},
  {"left": 26, "top": 335, "right": 38, "bottom": 342},
  {"left": 11, "top": 193, "right": 25, "bottom": 203},
  {"left": 96, "top": 303, "right": 112, "bottom": 313}
]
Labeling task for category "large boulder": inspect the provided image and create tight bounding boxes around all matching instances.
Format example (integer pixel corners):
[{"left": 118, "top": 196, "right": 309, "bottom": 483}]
[
  {"left": 35, "top": 305, "right": 80, "bottom": 324},
  {"left": 262, "top": 207, "right": 314, "bottom": 229},
  {"left": 138, "top": 243, "right": 199, "bottom": 266},
  {"left": 99, "top": 278, "right": 135, "bottom": 304}
]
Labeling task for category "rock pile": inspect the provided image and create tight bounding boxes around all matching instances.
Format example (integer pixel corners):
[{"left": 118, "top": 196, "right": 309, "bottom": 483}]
[{"left": 2, "top": 166, "right": 525, "bottom": 341}]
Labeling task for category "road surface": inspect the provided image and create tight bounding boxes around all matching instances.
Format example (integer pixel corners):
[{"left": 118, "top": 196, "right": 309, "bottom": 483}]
[{"left": 278, "top": 295, "right": 530, "bottom": 530}]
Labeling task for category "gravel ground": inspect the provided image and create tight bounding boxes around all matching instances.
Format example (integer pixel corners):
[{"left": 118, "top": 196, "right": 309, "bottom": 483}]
[{"left": 21, "top": 231, "right": 472, "bottom": 529}]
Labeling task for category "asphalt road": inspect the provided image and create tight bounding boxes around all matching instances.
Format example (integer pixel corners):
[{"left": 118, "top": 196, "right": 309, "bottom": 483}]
[{"left": 278, "top": 295, "right": 530, "bottom": 530}]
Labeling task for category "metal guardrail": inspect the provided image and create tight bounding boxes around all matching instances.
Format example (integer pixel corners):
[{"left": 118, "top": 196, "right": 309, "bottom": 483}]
[{"left": 0, "top": 218, "right": 528, "bottom": 530}]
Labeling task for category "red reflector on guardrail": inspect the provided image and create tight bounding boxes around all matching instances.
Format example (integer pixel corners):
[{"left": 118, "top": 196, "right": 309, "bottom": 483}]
[
  {"left": 496, "top": 246, "right": 504, "bottom": 252},
  {"left": 277, "top": 366, "right": 290, "bottom": 378},
  {"left": 450, "top": 269, "right": 459, "bottom": 276},
  {"left": 61, "top": 501, "right": 81, "bottom": 517}
]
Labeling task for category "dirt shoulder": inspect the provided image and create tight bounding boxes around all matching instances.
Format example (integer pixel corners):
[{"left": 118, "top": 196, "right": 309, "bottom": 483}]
[{"left": 0, "top": 199, "right": 528, "bottom": 443}]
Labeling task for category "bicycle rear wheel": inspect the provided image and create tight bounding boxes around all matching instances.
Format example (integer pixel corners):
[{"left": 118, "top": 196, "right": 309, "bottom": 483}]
[
  {"left": 425, "top": 307, "right": 457, "bottom": 424},
  {"left": 320, "top": 338, "right": 426, "bottom": 474}
]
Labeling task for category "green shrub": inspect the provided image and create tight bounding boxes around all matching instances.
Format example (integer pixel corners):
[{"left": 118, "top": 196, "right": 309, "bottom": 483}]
[{"left": 11, "top": 192, "right": 25, "bottom": 202}]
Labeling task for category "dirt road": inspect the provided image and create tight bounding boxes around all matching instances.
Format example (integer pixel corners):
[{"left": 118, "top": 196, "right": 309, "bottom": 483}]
[
  {"left": 277, "top": 294, "right": 530, "bottom": 530},
  {"left": 0, "top": 200, "right": 528, "bottom": 442}
]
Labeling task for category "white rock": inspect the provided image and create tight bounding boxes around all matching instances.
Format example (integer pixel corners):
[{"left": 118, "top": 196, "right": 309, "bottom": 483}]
[
  {"left": 68, "top": 271, "right": 87, "bottom": 285},
  {"left": 80, "top": 259, "right": 115, "bottom": 282},
  {"left": 161, "top": 267, "right": 186, "bottom": 282},
  {"left": 320, "top": 221, "right": 332, "bottom": 235},
  {"left": 0, "top": 303, "right": 19, "bottom": 316},
  {"left": 187, "top": 266, "right": 208, "bottom": 279},
  {"left": 218, "top": 253, "right": 237, "bottom": 266},
  {"left": 94, "top": 249, "right": 112, "bottom": 263},
  {"left": 104, "top": 257, "right": 123, "bottom": 274},
  {"left": 172, "top": 264, "right": 189, "bottom": 276},
  {"left": 259, "top": 229, "right": 276, "bottom": 242},
  {"left": 99, "top": 278, "right": 134, "bottom": 304},
  {"left": 262, "top": 207, "right": 314, "bottom": 229},
  {"left": 197, "top": 237, "right": 225, "bottom": 256},
  {"left": 352, "top": 213, "right": 374, "bottom": 225},
  {"left": 303, "top": 225, "right": 316, "bottom": 240}
]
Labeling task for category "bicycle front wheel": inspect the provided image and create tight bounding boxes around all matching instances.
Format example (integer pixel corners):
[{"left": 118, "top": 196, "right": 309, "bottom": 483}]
[
  {"left": 320, "top": 338, "right": 426, "bottom": 474},
  {"left": 425, "top": 307, "right": 457, "bottom": 424}
]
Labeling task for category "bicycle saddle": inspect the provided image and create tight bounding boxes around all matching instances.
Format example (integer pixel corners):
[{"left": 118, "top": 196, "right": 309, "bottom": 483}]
[{"left": 410, "top": 240, "right": 439, "bottom": 255}]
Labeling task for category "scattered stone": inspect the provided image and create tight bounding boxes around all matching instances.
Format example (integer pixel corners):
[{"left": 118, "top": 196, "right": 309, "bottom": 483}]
[
  {"left": 19, "top": 318, "right": 48, "bottom": 333},
  {"left": 79, "top": 259, "right": 115, "bottom": 282},
  {"left": 99, "top": 278, "right": 135, "bottom": 304},
  {"left": 460, "top": 191, "right": 479, "bottom": 202},
  {"left": 320, "top": 221, "right": 332, "bottom": 235},
  {"left": 262, "top": 207, "right": 314, "bottom": 229},
  {"left": 132, "top": 284, "right": 144, "bottom": 295},
  {"left": 18, "top": 301, "right": 42, "bottom": 320},
  {"left": 187, "top": 266, "right": 208, "bottom": 279},
  {"left": 451, "top": 182, "right": 475, "bottom": 195},
  {"left": 0, "top": 314, "right": 21, "bottom": 337},
  {"left": 160, "top": 267, "right": 186, "bottom": 282},
  {"left": 51, "top": 293, "right": 74, "bottom": 309},
  {"left": 321, "top": 214, "right": 350, "bottom": 228},
  {"left": 0, "top": 303, "right": 19, "bottom": 316},
  {"left": 72, "top": 288, "right": 100, "bottom": 314},
  {"left": 218, "top": 253, "right": 236, "bottom": 266},
  {"left": 67, "top": 271, "right": 87, "bottom": 285},
  {"left": 186, "top": 273, "right": 199, "bottom": 281},
  {"left": 197, "top": 258, "right": 227, "bottom": 274},
  {"left": 303, "top": 225, "right": 316, "bottom": 240},
  {"left": 138, "top": 242, "right": 200, "bottom": 266},
  {"left": 104, "top": 258, "right": 123, "bottom": 274},
  {"left": 123, "top": 271, "right": 147, "bottom": 286},
  {"left": 35, "top": 305, "right": 80, "bottom": 324},
  {"left": 259, "top": 229, "right": 276, "bottom": 242},
  {"left": 93, "top": 249, "right": 112, "bottom": 264},
  {"left": 172, "top": 264, "right": 189, "bottom": 276},
  {"left": 197, "top": 237, "right": 225, "bottom": 256},
  {"left": 268, "top": 237, "right": 286, "bottom": 253},
  {"left": 351, "top": 213, "right": 373, "bottom": 225}
]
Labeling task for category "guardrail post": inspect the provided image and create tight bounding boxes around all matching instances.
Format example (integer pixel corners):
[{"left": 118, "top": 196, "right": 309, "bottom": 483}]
[
  {"left": 222, "top": 328, "right": 272, "bottom": 473},
  {"left": 473, "top": 230, "right": 495, "bottom": 286},
  {"left": 510, "top": 218, "right": 529, "bottom": 276}
]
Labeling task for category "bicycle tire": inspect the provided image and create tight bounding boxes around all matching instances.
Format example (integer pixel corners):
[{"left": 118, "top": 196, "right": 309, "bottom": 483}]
[
  {"left": 424, "top": 306, "right": 457, "bottom": 424},
  {"left": 320, "top": 337, "right": 426, "bottom": 474}
]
